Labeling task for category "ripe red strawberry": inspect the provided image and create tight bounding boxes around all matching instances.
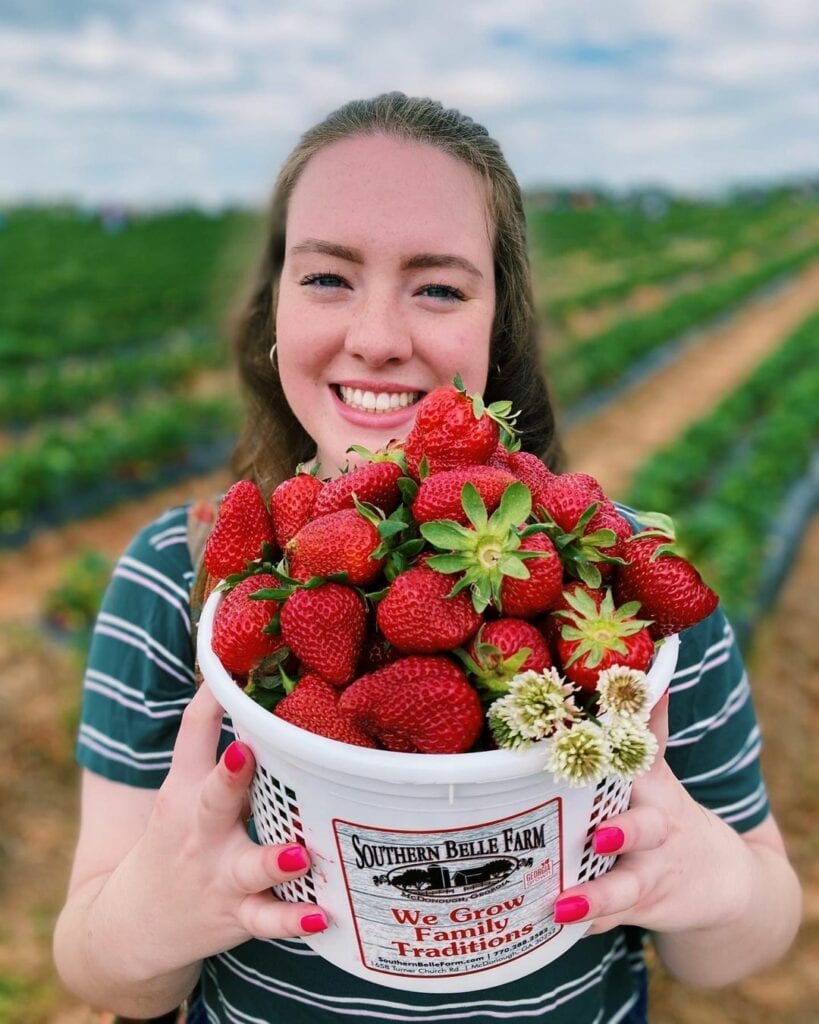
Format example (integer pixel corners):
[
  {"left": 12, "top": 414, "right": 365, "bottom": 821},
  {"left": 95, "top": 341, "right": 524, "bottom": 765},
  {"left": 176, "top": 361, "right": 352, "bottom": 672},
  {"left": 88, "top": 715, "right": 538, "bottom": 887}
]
[
  {"left": 464, "top": 619, "right": 552, "bottom": 699},
  {"left": 279, "top": 582, "right": 367, "bottom": 685},
  {"left": 498, "top": 531, "right": 563, "bottom": 617},
  {"left": 553, "top": 588, "right": 654, "bottom": 691},
  {"left": 359, "top": 630, "right": 400, "bottom": 673},
  {"left": 211, "top": 574, "right": 284, "bottom": 677},
  {"left": 376, "top": 560, "right": 483, "bottom": 653},
  {"left": 489, "top": 449, "right": 555, "bottom": 508},
  {"left": 402, "top": 379, "right": 516, "bottom": 478},
  {"left": 286, "top": 508, "right": 385, "bottom": 586},
  {"left": 535, "top": 472, "right": 606, "bottom": 531},
  {"left": 412, "top": 465, "right": 518, "bottom": 525},
  {"left": 338, "top": 656, "right": 484, "bottom": 753},
  {"left": 204, "top": 480, "right": 275, "bottom": 580},
  {"left": 269, "top": 471, "right": 324, "bottom": 549},
  {"left": 587, "top": 503, "right": 632, "bottom": 579},
  {"left": 614, "top": 535, "right": 719, "bottom": 639},
  {"left": 274, "top": 673, "right": 378, "bottom": 748},
  {"left": 313, "top": 458, "right": 403, "bottom": 517}
]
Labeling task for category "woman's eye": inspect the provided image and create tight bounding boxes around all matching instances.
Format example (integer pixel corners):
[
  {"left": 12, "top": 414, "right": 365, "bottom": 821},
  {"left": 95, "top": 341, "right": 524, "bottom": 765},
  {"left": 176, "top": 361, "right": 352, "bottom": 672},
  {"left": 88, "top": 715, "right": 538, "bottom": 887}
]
[
  {"left": 301, "top": 273, "right": 347, "bottom": 289},
  {"left": 420, "top": 283, "right": 466, "bottom": 302}
]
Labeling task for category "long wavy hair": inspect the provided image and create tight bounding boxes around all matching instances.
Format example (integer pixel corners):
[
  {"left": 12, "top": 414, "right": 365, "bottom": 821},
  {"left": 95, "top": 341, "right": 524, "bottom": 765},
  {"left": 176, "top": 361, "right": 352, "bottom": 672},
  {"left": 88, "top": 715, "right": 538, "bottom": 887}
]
[{"left": 228, "top": 91, "right": 563, "bottom": 495}]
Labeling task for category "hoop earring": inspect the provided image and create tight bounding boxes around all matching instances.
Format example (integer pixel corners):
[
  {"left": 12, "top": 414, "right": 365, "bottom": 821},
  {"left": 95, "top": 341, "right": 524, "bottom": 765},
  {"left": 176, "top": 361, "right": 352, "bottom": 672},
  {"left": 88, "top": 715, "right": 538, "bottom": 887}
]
[{"left": 269, "top": 342, "right": 278, "bottom": 371}]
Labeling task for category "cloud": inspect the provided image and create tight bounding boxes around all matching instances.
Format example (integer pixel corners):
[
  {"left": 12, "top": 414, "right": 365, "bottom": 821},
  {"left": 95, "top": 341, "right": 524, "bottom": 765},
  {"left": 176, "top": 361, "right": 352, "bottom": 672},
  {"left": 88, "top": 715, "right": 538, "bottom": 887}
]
[{"left": 0, "top": 0, "right": 817, "bottom": 204}]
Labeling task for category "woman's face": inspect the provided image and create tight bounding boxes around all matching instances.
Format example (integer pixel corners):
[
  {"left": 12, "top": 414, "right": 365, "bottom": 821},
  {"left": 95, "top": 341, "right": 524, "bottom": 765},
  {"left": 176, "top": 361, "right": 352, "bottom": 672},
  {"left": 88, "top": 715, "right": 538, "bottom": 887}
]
[{"left": 276, "top": 134, "right": 496, "bottom": 476}]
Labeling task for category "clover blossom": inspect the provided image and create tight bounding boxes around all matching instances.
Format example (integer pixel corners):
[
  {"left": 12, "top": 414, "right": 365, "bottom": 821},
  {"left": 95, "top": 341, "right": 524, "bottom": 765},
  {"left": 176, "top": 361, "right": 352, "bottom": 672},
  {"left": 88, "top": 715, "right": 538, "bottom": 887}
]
[
  {"left": 545, "top": 721, "right": 610, "bottom": 788},
  {"left": 595, "top": 666, "right": 651, "bottom": 720},
  {"left": 488, "top": 668, "right": 578, "bottom": 750},
  {"left": 604, "top": 718, "right": 659, "bottom": 779}
]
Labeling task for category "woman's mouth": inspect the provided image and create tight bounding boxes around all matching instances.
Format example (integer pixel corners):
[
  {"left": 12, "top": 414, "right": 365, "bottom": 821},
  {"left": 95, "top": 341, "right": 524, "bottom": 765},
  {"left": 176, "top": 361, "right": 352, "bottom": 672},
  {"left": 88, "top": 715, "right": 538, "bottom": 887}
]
[{"left": 335, "top": 385, "right": 423, "bottom": 413}]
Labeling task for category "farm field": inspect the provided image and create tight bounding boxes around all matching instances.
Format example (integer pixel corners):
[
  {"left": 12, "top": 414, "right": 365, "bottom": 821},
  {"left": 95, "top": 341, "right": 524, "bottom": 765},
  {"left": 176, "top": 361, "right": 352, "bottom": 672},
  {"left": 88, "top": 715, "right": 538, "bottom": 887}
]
[{"left": 0, "top": 188, "right": 818, "bottom": 1022}]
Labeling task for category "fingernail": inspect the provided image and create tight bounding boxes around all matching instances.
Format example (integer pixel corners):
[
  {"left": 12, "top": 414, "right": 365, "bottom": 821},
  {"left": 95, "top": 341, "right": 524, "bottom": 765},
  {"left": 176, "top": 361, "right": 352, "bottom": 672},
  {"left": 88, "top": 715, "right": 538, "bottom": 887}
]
[
  {"left": 301, "top": 912, "right": 328, "bottom": 934},
  {"left": 554, "top": 895, "right": 589, "bottom": 924},
  {"left": 594, "top": 826, "right": 625, "bottom": 855},
  {"left": 224, "top": 741, "right": 246, "bottom": 774},
  {"left": 278, "top": 845, "right": 309, "bottom": 873}
]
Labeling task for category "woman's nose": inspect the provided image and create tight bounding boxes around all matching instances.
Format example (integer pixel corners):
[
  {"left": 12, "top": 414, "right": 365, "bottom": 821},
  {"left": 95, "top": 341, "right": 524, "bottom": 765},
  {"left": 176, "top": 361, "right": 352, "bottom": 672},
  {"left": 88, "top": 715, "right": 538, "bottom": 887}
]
[{"left": 343, "top": 292, "right": 413, "bottom": 366}]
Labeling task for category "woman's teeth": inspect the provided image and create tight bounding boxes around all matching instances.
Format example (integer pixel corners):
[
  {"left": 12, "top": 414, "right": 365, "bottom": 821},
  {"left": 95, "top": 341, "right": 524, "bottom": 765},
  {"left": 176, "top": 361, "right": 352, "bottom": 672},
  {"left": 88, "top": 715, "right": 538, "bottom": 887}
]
[{"left": 338, "top": 386, "right": 420, "bottom": 413}]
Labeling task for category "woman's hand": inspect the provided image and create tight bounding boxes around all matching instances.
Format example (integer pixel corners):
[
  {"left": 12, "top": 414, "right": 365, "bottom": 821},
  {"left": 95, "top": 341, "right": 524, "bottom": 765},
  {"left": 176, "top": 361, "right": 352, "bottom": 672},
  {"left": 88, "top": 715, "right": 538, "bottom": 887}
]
[
  {"left": 120, "top": 681, "right": 328, "bottom": 980},
  {"left": 552, "top": 692, "right": 755, "bottom": 936}
]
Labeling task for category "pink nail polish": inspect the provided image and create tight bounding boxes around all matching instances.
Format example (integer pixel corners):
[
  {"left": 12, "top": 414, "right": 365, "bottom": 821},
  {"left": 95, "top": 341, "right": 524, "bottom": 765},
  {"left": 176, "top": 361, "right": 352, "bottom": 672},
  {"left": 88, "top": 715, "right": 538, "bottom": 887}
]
[
  {"left": 554, "top": 895, "right": 590, "bottom": 924},
  {"left": 594, "top": 826, "right": 625, "bottom": 855},
  {"left": 278, "top": 845, "right": 309, "bottom": 873},
  {"left": 301, "top": 912, "right": 328, "bottom": 934},
  {"left": 224, "top": 741, "right": 246, "bottom": 774}
]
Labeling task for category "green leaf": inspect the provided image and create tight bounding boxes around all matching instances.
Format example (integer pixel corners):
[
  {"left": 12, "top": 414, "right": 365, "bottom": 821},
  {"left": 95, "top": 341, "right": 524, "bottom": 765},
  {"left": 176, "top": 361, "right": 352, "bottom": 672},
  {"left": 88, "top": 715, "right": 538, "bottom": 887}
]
[
  {"left": 492, "top": 481, "right": 532, "bottom": 530},
  {"left": 420, "top": 520, "right": 477, "bottom": 552},
  {"left": 397, "top": 476, "right": 418, "bottom": 504},
  {"left": 418, "top": 455, "right": 430, "bottom": 480},
  {"left": 633, "top": 510, "right": 677, "bottom": 537},
  {"left": 461, "top": 482, "right": 488, "bottom": 530},
  {"left": 498, "top": 554, "right": 530, "bottom": 580},
  {"left": 575, "top": 561, "right": 602, "bottom": 588},
  {"left": 251, "top": 587, "right": 291, "bottom": 601},
  {"left": 426, "top": 553, "right": 474, "bottom": 574},
  {"left": 472, "top": 393, "right": 485, "bottom": 418},
  {"left": 377, "top": 519, "right": 408, "bottom": 539}
]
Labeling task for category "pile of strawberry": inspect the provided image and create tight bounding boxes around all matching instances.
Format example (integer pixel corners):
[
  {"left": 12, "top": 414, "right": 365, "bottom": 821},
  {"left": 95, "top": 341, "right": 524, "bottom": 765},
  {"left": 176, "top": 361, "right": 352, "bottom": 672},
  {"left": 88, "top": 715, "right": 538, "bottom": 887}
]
[{"left": 204, "top": 377, "right": 718, "bottom": 756}]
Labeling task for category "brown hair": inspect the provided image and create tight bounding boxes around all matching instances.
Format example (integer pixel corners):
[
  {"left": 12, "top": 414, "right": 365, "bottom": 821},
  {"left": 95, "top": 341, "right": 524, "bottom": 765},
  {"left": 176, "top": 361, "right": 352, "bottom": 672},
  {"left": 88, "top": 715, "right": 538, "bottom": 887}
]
[{"left": 229, "top": 91, "right": 563, "bottom": 495}]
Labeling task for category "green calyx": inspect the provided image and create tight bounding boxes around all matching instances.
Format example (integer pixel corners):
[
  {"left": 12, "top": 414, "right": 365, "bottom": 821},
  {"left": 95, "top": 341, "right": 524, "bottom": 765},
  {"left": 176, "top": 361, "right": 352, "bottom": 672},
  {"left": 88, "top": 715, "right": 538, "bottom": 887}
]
[
  {"left": 553, "top": 588, "right": 652, "bottom": 670},
  {"left": 527, "top": 500, "right": 625, "bottom": 588},
  {"left": 244, "top": 650, "right": 295, "bottom": 711},
  {"left": 345, "top": 443, "right": 408, "bottom": 475},
  {"left": 455, "top": 636, "right": 533, "bottom": 702},
  {"left": 451, "top": 373, "right": 520, "bottom": 441},
  {"left": 355, "top": 495, "right": 425, "bottom": 582},
  {"left": 419, "top": 481, "right": 551, "bottom": 614}
]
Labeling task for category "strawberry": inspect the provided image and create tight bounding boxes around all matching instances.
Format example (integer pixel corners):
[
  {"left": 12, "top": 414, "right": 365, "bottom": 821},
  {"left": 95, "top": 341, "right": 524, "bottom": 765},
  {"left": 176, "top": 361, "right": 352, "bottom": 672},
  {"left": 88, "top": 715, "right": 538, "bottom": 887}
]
[
  {"left": 402, "top": 377, "right": 517, "bottom": 478},
  {"left": 274, "top": 673, "right": 378, "bottom": 748},
  {"left": 538, "top": 582, "right": 603, "bottom": 646},
  {"left": 211, "top": 574, "right": 284, "bottom": 677},
  {"left": 359, "top": 630, "right": 400, "bottom": 673},
  {"left": 286, "top": 508, "right": 385, "bottom": 586},
  {"left": 535, "top": 472, "right": 605, "bottom": 528},
  {"left": 376, "top": 560, "right": 483, "bottom": 653},
  {"left": 204, "top": 480, "right": 275, "bottom": 580},
  {"left": 412, "top": 465, "right": 518, "bottom": 525},
  {"left": 498, "top": 531, "right": 563, "bottom": 617},
  {"left": 615, "top": 534, "right": 719, "bottom": 639},
  {"left": 553, "top": 587, "right": 654, "bottom": 691},
  {"left": 489, "top": 448, "right": 555, "bottom": 508},
  {"left": 279, "top": 581, "right": 367, "bottom": 685},
  {"left": 269, "top": 471, "right": 324, "bottom": 549},
  {"left": 338, "top": 656, "right": 484, "bottom": 753},
  {"left": 463, "top": 619, "right": 552, "bottom": 700},
  {"left": 313, "top": 454, "right": 404, "bottom": 517}
]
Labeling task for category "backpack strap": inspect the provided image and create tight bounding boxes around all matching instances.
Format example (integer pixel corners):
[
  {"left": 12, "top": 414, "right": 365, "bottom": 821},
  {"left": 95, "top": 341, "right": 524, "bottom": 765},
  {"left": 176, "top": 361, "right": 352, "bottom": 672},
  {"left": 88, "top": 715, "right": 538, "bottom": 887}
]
[{"left": 187, "top": 497, "right": 221, "bottom": 685}]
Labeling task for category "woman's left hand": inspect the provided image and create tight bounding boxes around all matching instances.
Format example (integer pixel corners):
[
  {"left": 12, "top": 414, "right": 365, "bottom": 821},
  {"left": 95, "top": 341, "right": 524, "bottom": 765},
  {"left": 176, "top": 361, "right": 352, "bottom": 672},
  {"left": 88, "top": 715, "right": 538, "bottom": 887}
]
[{"left": 553, "top": 691, "right": 753, "bottom": 935}]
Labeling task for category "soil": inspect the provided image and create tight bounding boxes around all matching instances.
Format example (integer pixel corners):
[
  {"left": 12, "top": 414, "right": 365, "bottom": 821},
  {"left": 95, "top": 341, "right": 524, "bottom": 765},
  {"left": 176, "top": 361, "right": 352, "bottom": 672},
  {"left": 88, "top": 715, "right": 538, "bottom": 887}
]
[{"left": 1, "top": 262, "right": 818, "bottom": 1021}]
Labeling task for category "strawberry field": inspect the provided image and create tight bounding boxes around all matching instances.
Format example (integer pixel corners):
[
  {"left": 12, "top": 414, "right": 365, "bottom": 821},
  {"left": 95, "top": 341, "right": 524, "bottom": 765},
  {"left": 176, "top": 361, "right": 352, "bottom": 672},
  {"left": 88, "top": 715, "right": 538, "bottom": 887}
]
[{"left": 1, "top": 188, "right": 818, "bottom": 1021}]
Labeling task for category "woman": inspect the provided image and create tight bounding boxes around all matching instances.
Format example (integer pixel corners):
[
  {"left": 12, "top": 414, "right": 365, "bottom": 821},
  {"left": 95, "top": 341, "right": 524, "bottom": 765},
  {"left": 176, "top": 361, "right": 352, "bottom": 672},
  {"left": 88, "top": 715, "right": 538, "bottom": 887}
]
[{"left": 53, "top": 92, "right": 800, "bottom": 1023}]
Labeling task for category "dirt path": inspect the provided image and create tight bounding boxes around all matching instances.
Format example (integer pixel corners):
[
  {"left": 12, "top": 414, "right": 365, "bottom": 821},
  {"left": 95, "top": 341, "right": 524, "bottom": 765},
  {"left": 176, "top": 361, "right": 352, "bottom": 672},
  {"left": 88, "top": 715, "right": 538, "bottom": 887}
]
[{"left": 562, "top": 261, "right": 819, "bottom": 497}]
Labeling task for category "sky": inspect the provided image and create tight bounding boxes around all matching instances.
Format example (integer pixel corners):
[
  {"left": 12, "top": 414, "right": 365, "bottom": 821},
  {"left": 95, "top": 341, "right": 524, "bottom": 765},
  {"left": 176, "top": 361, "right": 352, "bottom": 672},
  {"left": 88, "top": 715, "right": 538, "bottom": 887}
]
[{"left": 1, "top": 0, "right": 818, "bottom": 207}]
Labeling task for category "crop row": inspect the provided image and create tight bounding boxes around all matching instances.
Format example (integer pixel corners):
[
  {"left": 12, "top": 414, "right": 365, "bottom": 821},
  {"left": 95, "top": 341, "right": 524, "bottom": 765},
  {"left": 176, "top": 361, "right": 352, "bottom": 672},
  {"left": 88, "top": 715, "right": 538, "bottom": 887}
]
[
  {"left": 0, "top": 395, "right": 241, "bottom": 546},
  {"left": 0, "top": 329, "right": 227, "bottom": 426},
  {"left": 545, "top": 204, "right": 814, "bottom": 327},
  {"left": 546, "top": 241, "right": 819, "bottom": 410},
  {"left": 626, "top": 308, "right": 819, "bottom": 623}
]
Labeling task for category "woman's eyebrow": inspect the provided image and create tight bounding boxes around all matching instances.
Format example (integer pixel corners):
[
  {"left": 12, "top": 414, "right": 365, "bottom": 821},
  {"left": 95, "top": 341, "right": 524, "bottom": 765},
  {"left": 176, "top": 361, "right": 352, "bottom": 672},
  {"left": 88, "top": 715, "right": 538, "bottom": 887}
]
[{"left": 288, "top": 239, "right": 484, "bottom": 279}]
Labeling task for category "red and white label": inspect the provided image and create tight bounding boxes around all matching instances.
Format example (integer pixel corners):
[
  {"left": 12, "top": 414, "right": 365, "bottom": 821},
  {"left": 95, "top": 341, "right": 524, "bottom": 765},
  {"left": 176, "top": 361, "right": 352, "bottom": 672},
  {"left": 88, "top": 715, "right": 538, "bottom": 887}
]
[{"left": 333, "top": 799, "right": 564, "bottom": 979}]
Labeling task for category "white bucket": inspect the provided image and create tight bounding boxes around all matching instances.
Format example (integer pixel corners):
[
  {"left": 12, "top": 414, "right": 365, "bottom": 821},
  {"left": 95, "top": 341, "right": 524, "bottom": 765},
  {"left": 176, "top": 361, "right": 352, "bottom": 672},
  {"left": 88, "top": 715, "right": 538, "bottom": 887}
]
[{"left": 198, "top": 590, "right": 678, "bottom": 993}]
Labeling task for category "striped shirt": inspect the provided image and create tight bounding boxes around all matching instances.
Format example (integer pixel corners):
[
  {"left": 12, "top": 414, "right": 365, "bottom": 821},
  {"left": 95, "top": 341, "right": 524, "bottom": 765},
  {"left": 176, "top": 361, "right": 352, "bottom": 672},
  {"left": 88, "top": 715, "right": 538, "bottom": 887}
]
[{"left": 76, "top": 505, "right": 770, "bottom": 1023}]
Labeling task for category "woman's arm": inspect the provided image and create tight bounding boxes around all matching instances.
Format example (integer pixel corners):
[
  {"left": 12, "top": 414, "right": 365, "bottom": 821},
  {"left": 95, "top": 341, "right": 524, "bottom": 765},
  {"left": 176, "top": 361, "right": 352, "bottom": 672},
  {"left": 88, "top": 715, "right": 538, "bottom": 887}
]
[
  {"left": 552, "top": 694, "right": 802, "bottom": 987},
  {"left": 54, "top": 684, "right": 324, "bottom": 1018}
]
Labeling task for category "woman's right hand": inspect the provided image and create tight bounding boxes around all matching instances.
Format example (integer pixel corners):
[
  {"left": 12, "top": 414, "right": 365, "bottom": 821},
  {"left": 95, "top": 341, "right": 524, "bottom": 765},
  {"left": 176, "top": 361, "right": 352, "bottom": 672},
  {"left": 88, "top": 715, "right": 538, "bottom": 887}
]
[{"left": 122, "top": 681, "right": 327, "bottom": 979}]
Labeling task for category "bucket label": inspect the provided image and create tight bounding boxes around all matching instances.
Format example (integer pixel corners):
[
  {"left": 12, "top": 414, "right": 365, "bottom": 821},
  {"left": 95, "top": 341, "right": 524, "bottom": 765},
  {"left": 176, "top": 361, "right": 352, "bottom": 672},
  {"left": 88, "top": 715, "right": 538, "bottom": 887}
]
[{"left": 333, "top": 798, "right": 564, "bottom": 978}]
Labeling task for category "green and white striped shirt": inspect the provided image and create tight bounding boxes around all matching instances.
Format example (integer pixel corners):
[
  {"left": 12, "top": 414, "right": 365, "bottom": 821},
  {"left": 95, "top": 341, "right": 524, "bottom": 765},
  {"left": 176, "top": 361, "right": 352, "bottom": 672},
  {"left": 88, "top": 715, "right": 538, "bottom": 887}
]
[{"left": 77, "top": 504, "right": 770, "bottom": 1023}]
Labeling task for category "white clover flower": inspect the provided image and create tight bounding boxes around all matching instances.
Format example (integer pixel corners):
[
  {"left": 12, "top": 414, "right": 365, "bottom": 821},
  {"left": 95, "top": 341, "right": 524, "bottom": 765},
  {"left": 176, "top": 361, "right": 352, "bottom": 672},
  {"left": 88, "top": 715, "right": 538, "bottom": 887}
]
[
  {"left": 546, "top": 721, "right": 610, "bottom": 788},
  {"left": 595, "top": 666, "right": 651, "bottom": 721},
  {"left": 505, "top": 667, "right": 579, "bottom": 740},
  {"left": 604, "top": 718, "right": 659, "bottom": 779},
  {"left": 487, "top": 695, "right": 533, "bottom": 751}
]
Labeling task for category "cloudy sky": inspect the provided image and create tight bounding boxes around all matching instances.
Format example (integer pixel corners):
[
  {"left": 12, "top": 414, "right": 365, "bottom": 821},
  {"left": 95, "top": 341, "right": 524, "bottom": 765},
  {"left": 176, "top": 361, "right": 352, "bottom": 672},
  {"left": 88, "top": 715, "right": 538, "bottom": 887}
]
[{"left": 1, "top": 0, "right": 818, "bottom": 207}]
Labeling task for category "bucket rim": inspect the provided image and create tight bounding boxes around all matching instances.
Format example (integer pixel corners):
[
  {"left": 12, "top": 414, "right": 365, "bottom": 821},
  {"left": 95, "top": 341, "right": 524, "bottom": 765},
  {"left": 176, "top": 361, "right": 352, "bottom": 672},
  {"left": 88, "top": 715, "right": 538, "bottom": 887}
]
[{"left": 197, "top": 588, "right": 679, "bottom": 785}]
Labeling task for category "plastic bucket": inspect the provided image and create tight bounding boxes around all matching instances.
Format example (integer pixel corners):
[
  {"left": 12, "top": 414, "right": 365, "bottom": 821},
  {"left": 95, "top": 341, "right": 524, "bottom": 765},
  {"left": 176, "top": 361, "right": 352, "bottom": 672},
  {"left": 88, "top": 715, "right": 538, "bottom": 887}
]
[{"left": 198, "top": 590, "right": 678, "bottom": 993}]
